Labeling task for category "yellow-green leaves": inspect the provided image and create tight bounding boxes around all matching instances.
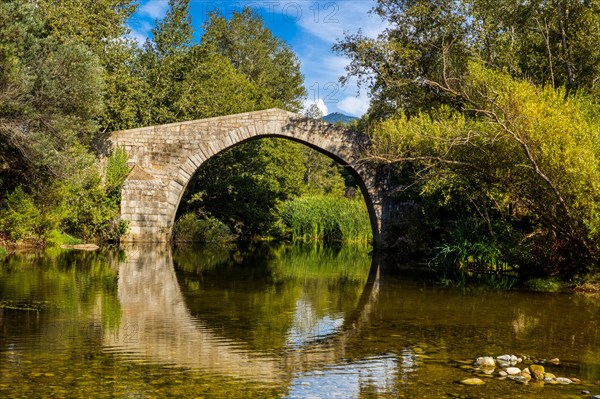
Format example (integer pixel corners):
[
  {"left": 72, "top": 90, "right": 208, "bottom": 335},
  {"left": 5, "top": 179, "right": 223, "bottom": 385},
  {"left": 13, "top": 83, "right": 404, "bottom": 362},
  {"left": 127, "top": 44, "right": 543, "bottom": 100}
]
[{"left": 371, "top": 62, "right": 600, "bottom": 264}]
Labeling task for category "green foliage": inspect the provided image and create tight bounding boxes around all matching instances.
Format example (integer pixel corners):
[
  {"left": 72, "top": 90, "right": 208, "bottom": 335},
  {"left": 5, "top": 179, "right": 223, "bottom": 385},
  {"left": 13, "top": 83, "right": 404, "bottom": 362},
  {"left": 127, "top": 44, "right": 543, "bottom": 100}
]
[
  {"left": 0, "top": 0, "right": 104, "bottom": 180},
  {"left": 105, "top": 147, "right": 130, "bottom": 204},
  {"left": 200, "top": 8, "right": 306, "bottom": 111},
  {"left": 336, "top": 0, "right": 600, "bottom": 118},
  {"left": 281, "top": 195, "right": 372, "bottom": 244},
  {"left": 46, "top": 230, "right": 82, "bottom": 247},
  {"left": 430, "top": 218, "right": 519, "bottom": 287},
  {"left": 183, "top": 138, "right": 308, "bottom": 237},
  {"left": 0, "top": 187, "right": 41, "bottom": 241},
  {"left": 173, "top": 213, "right": 237, "bottom": 247},
  {"left": 526, "top": 277, "right": 564, "bottom": 293},
  {"left": 370, "top": 62, "right": 600, "bottom": 276}
]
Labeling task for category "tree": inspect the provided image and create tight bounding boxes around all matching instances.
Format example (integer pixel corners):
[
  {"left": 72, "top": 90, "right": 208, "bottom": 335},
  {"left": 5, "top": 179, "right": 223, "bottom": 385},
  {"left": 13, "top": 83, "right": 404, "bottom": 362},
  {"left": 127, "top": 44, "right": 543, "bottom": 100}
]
[
  {"left": 181, "top": 138, "right": 307, "bottom": 236},
  {"left": 334, "top": 0, "right": 600, "bottom": 119},
  {"left": 369, "top": 62, "right": 600, "bottom": 275},
  {"left": 334, "top": 0, "right": 470, "bottom": 119},
  {"left": 37, "top": 0, "right": 143, "bottom": 132},
  {"left": 200, "top": 8, "right": 306, "bottom": 111},
  {"left": 0, "top": 0, "right": 103, "bottom": 183}
]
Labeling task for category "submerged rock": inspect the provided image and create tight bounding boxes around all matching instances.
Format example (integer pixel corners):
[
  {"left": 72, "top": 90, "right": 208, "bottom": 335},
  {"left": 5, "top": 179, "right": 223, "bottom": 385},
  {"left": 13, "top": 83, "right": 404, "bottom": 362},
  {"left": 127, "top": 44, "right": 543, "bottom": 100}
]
[
  {"left": 556, "top": 377, "right": 573, "bottom": 384},
  {"left": 506, "top": 367, "right": 521, "bottom": 375},
  {"left": 530, "top": 364, "right": 545, "bottom": 380},
  {"left": 460, "top": 378, "right": 485, "bottom": 386}
]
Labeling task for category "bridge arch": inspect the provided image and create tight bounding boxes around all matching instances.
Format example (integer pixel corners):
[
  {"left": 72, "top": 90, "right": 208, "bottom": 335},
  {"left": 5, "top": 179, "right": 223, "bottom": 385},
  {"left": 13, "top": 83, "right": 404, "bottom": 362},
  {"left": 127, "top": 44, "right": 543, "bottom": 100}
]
[{"left": 109, "top": 109, "right": 384, "bottom": 246}]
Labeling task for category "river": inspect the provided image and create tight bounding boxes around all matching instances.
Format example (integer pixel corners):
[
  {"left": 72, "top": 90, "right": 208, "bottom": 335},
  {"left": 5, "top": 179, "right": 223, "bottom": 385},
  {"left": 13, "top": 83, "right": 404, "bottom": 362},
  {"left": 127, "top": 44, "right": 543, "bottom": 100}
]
[{"left": 1, "top": 243, "right": 599, "bottom": 398}]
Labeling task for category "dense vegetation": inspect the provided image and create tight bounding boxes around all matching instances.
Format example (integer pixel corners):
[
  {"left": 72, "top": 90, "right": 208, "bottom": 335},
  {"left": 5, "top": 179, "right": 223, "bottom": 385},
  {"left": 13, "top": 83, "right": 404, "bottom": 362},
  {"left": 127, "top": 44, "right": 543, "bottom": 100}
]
[{"left": 335, "top": 0, "right": 600, "bottom": 281}]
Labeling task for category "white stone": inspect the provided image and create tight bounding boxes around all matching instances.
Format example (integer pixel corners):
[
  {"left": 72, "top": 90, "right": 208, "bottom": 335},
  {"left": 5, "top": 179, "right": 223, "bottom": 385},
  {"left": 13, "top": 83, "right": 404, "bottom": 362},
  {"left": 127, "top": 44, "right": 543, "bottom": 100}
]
[
  {"left": 497, "top": 355, "right": 512, "bottom": 362},
  {"left": 555, "top": 377, "right": 573, "bottom": 384},
  {"left": 506, "top": 367, "right": 521, "bottom": 375},
  {"left": 476, "top": 357, "right": 496, "bottom": 367}
]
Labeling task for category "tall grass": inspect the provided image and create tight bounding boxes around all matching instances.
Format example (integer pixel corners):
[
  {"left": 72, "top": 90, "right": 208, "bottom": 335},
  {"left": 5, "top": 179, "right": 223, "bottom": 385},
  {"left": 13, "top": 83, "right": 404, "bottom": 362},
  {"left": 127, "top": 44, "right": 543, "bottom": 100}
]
[{"left": 280, "top": 195, "right": 372, "bottom": 244}]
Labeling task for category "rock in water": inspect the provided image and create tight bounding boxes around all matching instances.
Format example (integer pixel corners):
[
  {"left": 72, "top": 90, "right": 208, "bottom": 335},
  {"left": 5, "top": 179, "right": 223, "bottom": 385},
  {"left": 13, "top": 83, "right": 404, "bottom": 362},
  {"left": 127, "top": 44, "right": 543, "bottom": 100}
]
[
  {"left": 529, "top": 364, "right": 545, "bottom": 380},
  {"left": 460, "top": 378, "right": 485, "bottom": 386},
  {"left": 497, "top": 355, "right": 512, "bottom": 362},
  {"left": 555, "top": 377, "right": 573, "bottom": 384},
  {"left": 476, "top": 357, "right": 496, "bottom": 367},
  {"left": 506, "top": 367, "right": 521, "bottom": 375}
]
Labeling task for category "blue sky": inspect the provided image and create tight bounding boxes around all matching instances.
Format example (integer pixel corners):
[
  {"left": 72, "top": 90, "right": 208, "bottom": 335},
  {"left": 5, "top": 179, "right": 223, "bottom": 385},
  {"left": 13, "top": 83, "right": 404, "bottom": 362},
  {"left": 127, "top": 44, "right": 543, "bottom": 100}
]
[{"left": 127, "top": 1, "right": 387, "bottom": 117}]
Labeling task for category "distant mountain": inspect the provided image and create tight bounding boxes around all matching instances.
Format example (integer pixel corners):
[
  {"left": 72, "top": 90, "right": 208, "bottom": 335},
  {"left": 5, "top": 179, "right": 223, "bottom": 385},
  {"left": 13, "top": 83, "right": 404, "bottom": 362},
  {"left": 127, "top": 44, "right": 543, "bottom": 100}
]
[{"left": 321, "top": 112, "right": 357, "bottom": 125}]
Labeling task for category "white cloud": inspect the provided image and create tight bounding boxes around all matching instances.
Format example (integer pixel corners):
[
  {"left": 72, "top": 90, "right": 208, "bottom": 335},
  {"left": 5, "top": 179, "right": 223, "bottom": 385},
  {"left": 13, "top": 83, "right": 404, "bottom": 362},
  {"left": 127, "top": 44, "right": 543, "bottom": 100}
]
[
  {"left": 337, "top": 93, "right": 370, "bottom": 116},
  {"left": 139, "top": 0, "right": 170, "bottom": 19},
  {"left": 303, "top": 98, "right": 329, "bottom": 116}
]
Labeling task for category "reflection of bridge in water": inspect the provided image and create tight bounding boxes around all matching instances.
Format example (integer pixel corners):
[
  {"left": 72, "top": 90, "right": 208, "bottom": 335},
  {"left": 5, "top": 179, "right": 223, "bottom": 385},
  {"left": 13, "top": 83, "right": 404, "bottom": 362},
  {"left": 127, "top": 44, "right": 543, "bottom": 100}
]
[{"left": 103, "top": 244, "right": 387, "bottom": 388}]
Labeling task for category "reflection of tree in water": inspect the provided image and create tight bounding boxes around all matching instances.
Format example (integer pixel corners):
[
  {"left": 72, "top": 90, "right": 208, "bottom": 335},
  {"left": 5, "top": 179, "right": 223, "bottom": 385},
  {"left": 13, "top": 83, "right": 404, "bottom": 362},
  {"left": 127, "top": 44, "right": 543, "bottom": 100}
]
[
  {"left": 0, "top": 249, "right": 121, "bottom": 325},
  {"left": 176, "top": 243, "right": 372, "bottom": 352}
]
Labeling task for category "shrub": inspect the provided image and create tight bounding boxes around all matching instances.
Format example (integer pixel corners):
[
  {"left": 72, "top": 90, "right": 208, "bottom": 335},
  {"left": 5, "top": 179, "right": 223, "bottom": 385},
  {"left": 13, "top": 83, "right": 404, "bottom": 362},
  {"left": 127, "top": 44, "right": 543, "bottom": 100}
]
[
  {"left": 0, "top": 187, "right": 42, "bottom": 241},
  {"left": 173, "top": 213, "right": 236, "bottom": 247}
]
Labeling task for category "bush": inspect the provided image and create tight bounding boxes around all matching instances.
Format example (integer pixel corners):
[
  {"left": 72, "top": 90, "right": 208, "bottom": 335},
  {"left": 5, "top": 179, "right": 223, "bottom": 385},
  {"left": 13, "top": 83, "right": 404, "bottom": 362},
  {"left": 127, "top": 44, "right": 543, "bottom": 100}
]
[
  {"left": 0, "top": 187, "right": 42, "bottom": 241},
  {"left": 173, "top": 213, "right": 236, "bottom": 247},
  {"left": 526, "top": 278, "right": 564, "bottom": 292}
]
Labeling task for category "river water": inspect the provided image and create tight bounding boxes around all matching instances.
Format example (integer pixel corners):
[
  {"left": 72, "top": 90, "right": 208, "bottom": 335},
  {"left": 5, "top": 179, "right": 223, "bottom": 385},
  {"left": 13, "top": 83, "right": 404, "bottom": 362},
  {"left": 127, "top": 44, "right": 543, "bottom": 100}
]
[{"left": 1, "top": 243, "right": 599, "bottom": 398}]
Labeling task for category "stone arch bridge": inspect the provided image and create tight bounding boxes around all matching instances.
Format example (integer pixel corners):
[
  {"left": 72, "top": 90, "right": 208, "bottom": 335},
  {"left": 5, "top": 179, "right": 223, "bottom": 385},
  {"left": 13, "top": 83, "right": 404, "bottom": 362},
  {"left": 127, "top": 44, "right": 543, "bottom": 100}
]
[{"left": 109, "top": 108, "right": 394, "bottom": 247}]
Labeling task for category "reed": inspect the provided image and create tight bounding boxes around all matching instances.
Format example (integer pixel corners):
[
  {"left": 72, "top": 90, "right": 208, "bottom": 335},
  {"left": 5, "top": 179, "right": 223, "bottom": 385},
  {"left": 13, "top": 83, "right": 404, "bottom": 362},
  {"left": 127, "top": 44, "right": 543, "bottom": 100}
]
[{"left": 281, "top": 195, "right": 372, "bottom": 244}]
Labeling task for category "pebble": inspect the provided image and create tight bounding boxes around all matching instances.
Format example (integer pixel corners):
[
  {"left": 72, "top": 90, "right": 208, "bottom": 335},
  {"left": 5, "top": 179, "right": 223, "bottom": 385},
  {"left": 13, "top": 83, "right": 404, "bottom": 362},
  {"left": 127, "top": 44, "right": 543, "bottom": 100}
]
[
  {"left": 497, "top": 355, "right": 512, "bottom": 362},
  {"left": 544, "top": 372, "right": 556, "bottom": 379},
  {"left": 581, "top": 390, "right": 591, "bottom": 395},
  {"left": 460, "top": 378, "right": 485, "bottom": 386},
  {"left": 511, "top": 375, "right": 529, "bottom": 384},
  {"left": 506, "top": 367, "right": 521, "bottom": 375},
  {"left": 591, "top": 395, "right": 600, "bottom": 399},
  {"left": 476, "top": 357, "right": 495, "bottom": 368},
  {"left": 498, "top": 371, "right": 508, "bottom": 377}
]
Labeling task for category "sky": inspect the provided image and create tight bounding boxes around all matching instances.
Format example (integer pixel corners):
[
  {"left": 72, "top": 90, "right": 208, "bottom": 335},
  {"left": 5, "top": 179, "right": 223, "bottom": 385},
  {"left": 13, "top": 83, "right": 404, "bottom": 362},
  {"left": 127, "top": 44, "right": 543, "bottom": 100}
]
[{"left": 127, "top": 0, "right": 388, "bottom": 117}]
